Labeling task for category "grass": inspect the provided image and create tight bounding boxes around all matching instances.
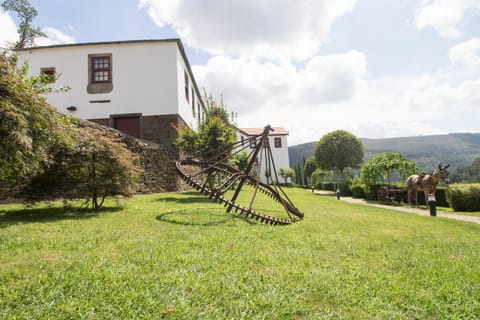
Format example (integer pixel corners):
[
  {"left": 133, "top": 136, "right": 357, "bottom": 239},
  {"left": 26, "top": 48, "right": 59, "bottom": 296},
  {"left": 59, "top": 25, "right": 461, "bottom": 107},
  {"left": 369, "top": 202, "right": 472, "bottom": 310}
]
[{"left": 1, "top": 188, "right": 480, "bottom": 319}]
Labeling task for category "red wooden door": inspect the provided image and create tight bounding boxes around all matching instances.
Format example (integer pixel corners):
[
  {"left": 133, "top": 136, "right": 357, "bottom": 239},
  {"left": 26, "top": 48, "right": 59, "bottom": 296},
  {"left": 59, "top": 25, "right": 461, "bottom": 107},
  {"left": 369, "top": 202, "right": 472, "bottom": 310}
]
[{"left": 114, "top": 116, "right": 140, "bottom": 138}]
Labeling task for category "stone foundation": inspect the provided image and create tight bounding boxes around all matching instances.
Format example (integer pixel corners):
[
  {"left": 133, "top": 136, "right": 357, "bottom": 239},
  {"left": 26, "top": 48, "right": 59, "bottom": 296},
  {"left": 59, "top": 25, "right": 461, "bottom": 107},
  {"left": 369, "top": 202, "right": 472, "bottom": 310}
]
[
  {"left": 88, "top": 113, "right": 184, "bottom": 152},
  {"left": 79, "top": 119, "right": 186, "bottom": 193}
]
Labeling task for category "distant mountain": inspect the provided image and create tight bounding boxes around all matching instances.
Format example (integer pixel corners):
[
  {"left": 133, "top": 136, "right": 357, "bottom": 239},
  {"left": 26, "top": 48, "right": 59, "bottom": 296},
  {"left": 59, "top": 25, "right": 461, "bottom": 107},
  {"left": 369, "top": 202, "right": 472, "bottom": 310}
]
[{"left": 288, "top": 133, "right": 480, "bottom": 172}]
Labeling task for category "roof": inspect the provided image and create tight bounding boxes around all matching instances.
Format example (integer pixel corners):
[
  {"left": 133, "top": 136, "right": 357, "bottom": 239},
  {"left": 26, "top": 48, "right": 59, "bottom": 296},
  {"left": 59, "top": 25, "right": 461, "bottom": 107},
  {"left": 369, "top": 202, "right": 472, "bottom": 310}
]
[
  {"left": 15, "top": 38, "right": 182, "bottom": 51},
  {"left": 239, "top": 127, "right": 289, "bottom": 136}
]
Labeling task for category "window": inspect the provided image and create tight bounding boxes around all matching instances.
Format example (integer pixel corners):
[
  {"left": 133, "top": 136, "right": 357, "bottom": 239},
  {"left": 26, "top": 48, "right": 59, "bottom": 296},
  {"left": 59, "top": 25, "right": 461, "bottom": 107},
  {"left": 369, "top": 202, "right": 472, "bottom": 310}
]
[
  {"left": 274, "top": 137, "right": 282, "bottom": 148},
  {"left": 87, "top": 54, "right": 113, "bottom": 94},
  {"left": 250, "top": 137, "right": 256, "bottom": 148},
  {"left": 184, "top": 70, "right": 189, "bottom": 103},
  {"left": 192, "top": 88, "right": 195, "bottom": 117},
  {"left": 40, "top": 67, "right": 56, "bottom": 83},
  {"left": 91, "top": 56, "right": 111, "bottom": 83}
]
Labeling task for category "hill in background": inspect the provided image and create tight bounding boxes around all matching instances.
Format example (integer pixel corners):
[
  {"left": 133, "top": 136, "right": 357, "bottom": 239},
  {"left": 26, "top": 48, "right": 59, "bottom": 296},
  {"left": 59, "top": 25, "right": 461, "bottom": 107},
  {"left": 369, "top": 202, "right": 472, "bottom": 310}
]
[{"left": 289, "top": 133, "right": 480, "bottom": 172}]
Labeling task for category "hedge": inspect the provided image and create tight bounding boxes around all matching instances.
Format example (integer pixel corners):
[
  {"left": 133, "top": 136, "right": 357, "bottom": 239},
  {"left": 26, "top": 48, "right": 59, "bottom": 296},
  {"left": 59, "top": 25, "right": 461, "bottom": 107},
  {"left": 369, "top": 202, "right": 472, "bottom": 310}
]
[
  {"left": 360, "top": 184, "right": 449, "bottom": 206},
  {"left": 446, "top": 184, "right": 480, "bottom": 212}
]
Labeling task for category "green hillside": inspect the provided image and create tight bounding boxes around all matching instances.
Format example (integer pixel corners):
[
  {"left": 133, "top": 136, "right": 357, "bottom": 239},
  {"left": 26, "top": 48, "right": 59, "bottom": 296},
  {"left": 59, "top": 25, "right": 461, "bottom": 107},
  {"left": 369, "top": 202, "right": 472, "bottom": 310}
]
[{"left": 289, "top": 133, "right": 480, "bottom": 172}]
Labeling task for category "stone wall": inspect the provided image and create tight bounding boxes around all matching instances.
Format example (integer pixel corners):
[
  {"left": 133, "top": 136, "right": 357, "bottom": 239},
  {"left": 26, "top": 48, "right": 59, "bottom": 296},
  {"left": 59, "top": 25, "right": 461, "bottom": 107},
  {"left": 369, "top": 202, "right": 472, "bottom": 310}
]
[
  {"left": 78, "top": 119, "right": 185, "bottom": 193},
  {"left": 88, "top": 114, "right": 183, "bottom": 152},
  {"left": 0, "top": 117, "right": 188, "bottom": 202}
]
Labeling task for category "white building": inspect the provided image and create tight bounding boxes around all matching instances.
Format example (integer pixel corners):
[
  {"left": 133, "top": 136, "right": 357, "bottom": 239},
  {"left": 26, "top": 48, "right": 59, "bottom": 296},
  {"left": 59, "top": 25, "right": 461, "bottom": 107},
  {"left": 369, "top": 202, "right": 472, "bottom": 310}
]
[
  {"left": 16, "top": 39, "right": 204, "bottom": 149},
  {"left": 238, "top": 127, "right": 291, "bottom": 184}
]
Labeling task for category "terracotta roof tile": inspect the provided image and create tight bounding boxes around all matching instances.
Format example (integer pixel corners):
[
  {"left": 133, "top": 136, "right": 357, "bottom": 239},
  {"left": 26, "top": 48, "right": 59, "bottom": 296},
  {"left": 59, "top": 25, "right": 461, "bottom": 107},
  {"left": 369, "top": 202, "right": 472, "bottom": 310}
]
[{"left": 239, "top": 127, "right": 289, "bottom": 136}]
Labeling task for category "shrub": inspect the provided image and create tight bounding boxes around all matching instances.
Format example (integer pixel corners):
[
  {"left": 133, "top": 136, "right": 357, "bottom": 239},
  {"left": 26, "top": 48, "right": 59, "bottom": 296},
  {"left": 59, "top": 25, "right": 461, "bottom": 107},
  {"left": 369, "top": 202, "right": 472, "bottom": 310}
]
[
  {"left": 412, "top": 187, "right": 448, "bottom": 207},
  {"left": 351, "top": 184, "right": 366, "bottom": 199},
  {"left": 446, "top": 184, "right": 480, "bottom": 212},
  {"left": 22, "top": 125, "right": 142, "bottom": 209}
]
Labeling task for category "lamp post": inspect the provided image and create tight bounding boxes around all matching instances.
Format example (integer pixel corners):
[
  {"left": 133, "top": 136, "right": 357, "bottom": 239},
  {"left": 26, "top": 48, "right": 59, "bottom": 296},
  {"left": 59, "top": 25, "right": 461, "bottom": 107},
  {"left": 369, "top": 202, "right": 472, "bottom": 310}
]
[{"left": 428, "top": 194, "right": 436, "bottom": 216}]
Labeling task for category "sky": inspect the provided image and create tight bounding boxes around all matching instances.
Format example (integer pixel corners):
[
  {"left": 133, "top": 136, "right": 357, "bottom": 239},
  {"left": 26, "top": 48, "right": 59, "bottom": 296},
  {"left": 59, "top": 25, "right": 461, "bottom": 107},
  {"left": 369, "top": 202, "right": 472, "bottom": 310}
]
[{"left": 1, "top": 0, "right": 480, "bottom": 145}]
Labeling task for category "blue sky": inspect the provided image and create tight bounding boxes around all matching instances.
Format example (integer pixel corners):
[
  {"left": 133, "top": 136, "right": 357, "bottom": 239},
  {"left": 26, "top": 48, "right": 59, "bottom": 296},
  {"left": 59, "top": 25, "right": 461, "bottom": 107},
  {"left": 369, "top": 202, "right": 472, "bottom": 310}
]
[{"left": 1, "top": 0, "right": 480, "bottom": 145}]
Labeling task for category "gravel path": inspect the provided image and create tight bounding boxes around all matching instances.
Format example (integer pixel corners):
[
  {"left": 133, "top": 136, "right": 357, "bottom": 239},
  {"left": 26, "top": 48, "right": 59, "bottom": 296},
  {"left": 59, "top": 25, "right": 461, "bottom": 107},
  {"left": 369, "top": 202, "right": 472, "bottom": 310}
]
[{"left": 313, "top": 190, "right": 480, "bottom": 225}]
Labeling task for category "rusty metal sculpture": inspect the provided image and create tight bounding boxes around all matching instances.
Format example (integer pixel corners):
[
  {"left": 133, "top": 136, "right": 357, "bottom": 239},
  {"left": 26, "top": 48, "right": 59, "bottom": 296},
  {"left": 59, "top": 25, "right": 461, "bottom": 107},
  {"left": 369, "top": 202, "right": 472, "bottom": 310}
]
[{"left": 175, "top": 125, "right": 304, "bottom": 225}]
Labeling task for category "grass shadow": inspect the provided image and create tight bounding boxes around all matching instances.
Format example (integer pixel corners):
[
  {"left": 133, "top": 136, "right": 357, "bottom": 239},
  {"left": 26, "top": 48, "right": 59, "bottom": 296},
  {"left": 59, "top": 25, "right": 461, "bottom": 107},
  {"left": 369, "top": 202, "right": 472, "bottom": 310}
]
[
  {"left": 156, "top": 209, "right": 236, "bottom": 227},
  {"left": 0, "top": 205, "right": 123, "bottom": 228},
  {"left": 156, "top": 192, "right": 214, "bottom": 204}
]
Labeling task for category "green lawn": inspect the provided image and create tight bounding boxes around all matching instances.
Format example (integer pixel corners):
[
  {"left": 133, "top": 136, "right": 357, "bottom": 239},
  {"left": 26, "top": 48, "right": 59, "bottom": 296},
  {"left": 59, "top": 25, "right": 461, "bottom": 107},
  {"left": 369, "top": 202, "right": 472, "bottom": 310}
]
[{"left": 1, "top": 189, "right": 479, "bottom": 319}]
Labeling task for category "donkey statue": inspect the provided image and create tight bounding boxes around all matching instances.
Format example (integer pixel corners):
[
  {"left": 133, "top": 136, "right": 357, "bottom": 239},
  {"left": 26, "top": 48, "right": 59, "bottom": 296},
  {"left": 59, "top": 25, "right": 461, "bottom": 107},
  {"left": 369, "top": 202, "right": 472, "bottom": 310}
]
[{"left": 406, "top": 163, "right": 450, "bottom": 207}]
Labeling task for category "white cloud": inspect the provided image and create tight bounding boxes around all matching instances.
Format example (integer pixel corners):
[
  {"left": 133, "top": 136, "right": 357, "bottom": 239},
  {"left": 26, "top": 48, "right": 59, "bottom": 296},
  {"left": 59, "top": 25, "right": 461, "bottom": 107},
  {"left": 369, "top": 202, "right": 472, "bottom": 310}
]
[
  {"left": 193, "top": 52, "right": 371, "bottom": 144},
  {"left": 415, "top": 0, "right": 480, "bottom": 38},
  {"left": 35, "top": 27, "right": 75, "bottom": 46},
  {"left": 139, "top": 0, "right": 356, "bottom": 61},
  {"left": 0, "top": 10, "right": 18, "bottom": 48},
  {"left": 193, "top": 53, "right": 480, "bottom": 145},
  {"left": 193, "top": 51, "right": 368, "bottom": 116},
  {"left": 449, "top": 38, "right": 480, "bottom": 67}
]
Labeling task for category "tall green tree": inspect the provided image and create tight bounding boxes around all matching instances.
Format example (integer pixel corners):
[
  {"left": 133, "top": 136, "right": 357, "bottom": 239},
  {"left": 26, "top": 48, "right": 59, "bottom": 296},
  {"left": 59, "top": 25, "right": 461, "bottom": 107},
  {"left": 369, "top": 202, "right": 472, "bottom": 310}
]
[
  {"left": 0, "top": 52, "right": 71, "bottom": 187},
  {"left": 1, "top": 0, "right": 46, "bottom": 49},
  {"left": 314, "top": 130, "right": 364, "bottom": 175},
  {"left": 303, "top": 156, "right": 317, "bottom": 186},
  {"left": 360, "top": 152, "right": 420, "bottom": 186},
  {"left": 176, "top": 92, "right": 236, "bottom": 161},
  {"left": 279, "top": 167, "right": 294, "bottom": 184},
  {"left": 294, "top": 162, "right": 302, "bottom": 185}
]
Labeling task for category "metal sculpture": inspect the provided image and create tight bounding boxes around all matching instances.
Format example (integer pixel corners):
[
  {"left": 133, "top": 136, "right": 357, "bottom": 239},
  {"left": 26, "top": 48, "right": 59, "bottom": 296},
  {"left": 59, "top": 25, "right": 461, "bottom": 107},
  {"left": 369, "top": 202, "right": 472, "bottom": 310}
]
[{"left": 175, "top": 125, "right": 304, "bottom": 225}]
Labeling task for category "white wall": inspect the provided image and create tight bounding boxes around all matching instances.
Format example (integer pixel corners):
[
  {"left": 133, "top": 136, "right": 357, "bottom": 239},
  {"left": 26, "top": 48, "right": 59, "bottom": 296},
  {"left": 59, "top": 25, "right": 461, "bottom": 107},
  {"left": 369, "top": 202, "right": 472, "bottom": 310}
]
[
  {"left": 17, "top": 40, "right": 201, "bottom": 127},
  {"left": 237, "top": 132, "right": 290, "bottom": 184}
]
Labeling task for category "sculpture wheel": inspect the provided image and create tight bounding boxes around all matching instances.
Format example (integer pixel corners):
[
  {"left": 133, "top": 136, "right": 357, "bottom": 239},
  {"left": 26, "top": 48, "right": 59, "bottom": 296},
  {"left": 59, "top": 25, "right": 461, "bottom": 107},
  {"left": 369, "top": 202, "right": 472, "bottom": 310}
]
[{"left": 175, "top": 125, "right": 304, "bottom": 225}]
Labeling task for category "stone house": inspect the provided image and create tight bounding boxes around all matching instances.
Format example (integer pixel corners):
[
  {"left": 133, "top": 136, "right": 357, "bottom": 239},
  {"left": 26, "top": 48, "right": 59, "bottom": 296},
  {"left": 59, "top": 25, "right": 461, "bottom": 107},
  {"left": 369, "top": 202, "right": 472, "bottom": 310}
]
[
  {"left": 16, "top": 39, "right": 204, "bottom": 192},
  {"left": 16, "top": 39, "right": 204, "bottom": 151}
]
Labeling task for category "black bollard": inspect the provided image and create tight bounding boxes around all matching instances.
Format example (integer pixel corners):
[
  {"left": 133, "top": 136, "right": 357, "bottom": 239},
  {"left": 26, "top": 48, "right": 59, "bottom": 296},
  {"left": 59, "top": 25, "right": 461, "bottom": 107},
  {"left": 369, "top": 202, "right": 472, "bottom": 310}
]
[
  {"left": 336, "top": 189, "right": 340, "bottom": 200},
  {"left": 428, "top": 194, "right": 436, "bottom": 216}
]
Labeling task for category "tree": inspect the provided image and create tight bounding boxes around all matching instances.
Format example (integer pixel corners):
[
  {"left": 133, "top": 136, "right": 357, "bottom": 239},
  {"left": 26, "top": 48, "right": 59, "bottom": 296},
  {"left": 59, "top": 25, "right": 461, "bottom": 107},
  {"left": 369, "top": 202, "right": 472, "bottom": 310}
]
[
  {"left": 294, "top": 162, "right": 303, "bottom": 185},
  {"left": 279, "top": 167, "right": 294, "bottom": 184},
  {"left": 360, "top": 152, "right": 420, "bottom": 186},
  {"left": 450, "top": 156, "right": 480, "bottom": 183},
  {"left": 176, "top": 92, "right": 236, "bottom": 161},
  {"left": 303, "top": 156, "right": 317, "bottom": 186},
  {"left": 232, "top": 151, "right": 250, "bottom": 171},
  {"left": 0, "top": 52, "right": 72, "bottom": 187},
  {"left": 1, "top": 0, "right": 46, "bottom": 49},
  {"left": 23, "top": 125, "right": 142, "bottom": 210},
  {"left": 311, "top": 169, "right": 334, "bottom": 187},
  {"left": 314, "top": 130, "right": 364, "bottom": 174}
]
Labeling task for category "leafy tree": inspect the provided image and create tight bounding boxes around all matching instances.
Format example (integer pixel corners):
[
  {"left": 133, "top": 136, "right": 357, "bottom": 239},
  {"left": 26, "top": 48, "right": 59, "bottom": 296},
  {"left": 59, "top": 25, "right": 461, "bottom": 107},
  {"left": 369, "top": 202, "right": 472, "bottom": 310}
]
[
  {"left": 176, "top": 92, "right": 237, "bottom": 161},
  {"left": 232, "top": 151, "right": 250, "bottom": 171},
  {"left": 314, "top": 130, "right": 364, "bottom": 174},
  {"left": 303, "top": 156, "right": 317, "bottom": 186},
  {"left": 0, "top": 52, "right": 72, "bottom": 187},
  {"left": 279, "top": 167, "right": 294, "bottom": 184},
  {"left": 24, "top": 124, "right": 142, "bottom": 210},
  {"left": 360, "top": 152, "right": 420, "bottom": 186},
  {"left": 1, "top": 0, "right": 46, "bottom": 49},
  {"left": 302, "top": 155, "right": 307, "bottom": 187},
  {"left": 294, "top": 162, "right": 303, "bottom": 185},
  {"left": 450, "top": 156, "right": 480, "bottom": 183},
  {"left": 311, "top": 169, "right": 334, "bottom": 187}
]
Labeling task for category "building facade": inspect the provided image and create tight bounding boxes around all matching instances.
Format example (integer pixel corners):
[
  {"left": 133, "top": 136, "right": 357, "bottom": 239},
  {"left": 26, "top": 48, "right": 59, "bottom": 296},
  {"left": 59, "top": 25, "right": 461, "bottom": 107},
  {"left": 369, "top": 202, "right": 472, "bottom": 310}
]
[
  {"left": 16, "top": 39, "right": 204, "bottom": 150},
  {"left": 238, "top": 127, "right": 291, "bottom": 184}
]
